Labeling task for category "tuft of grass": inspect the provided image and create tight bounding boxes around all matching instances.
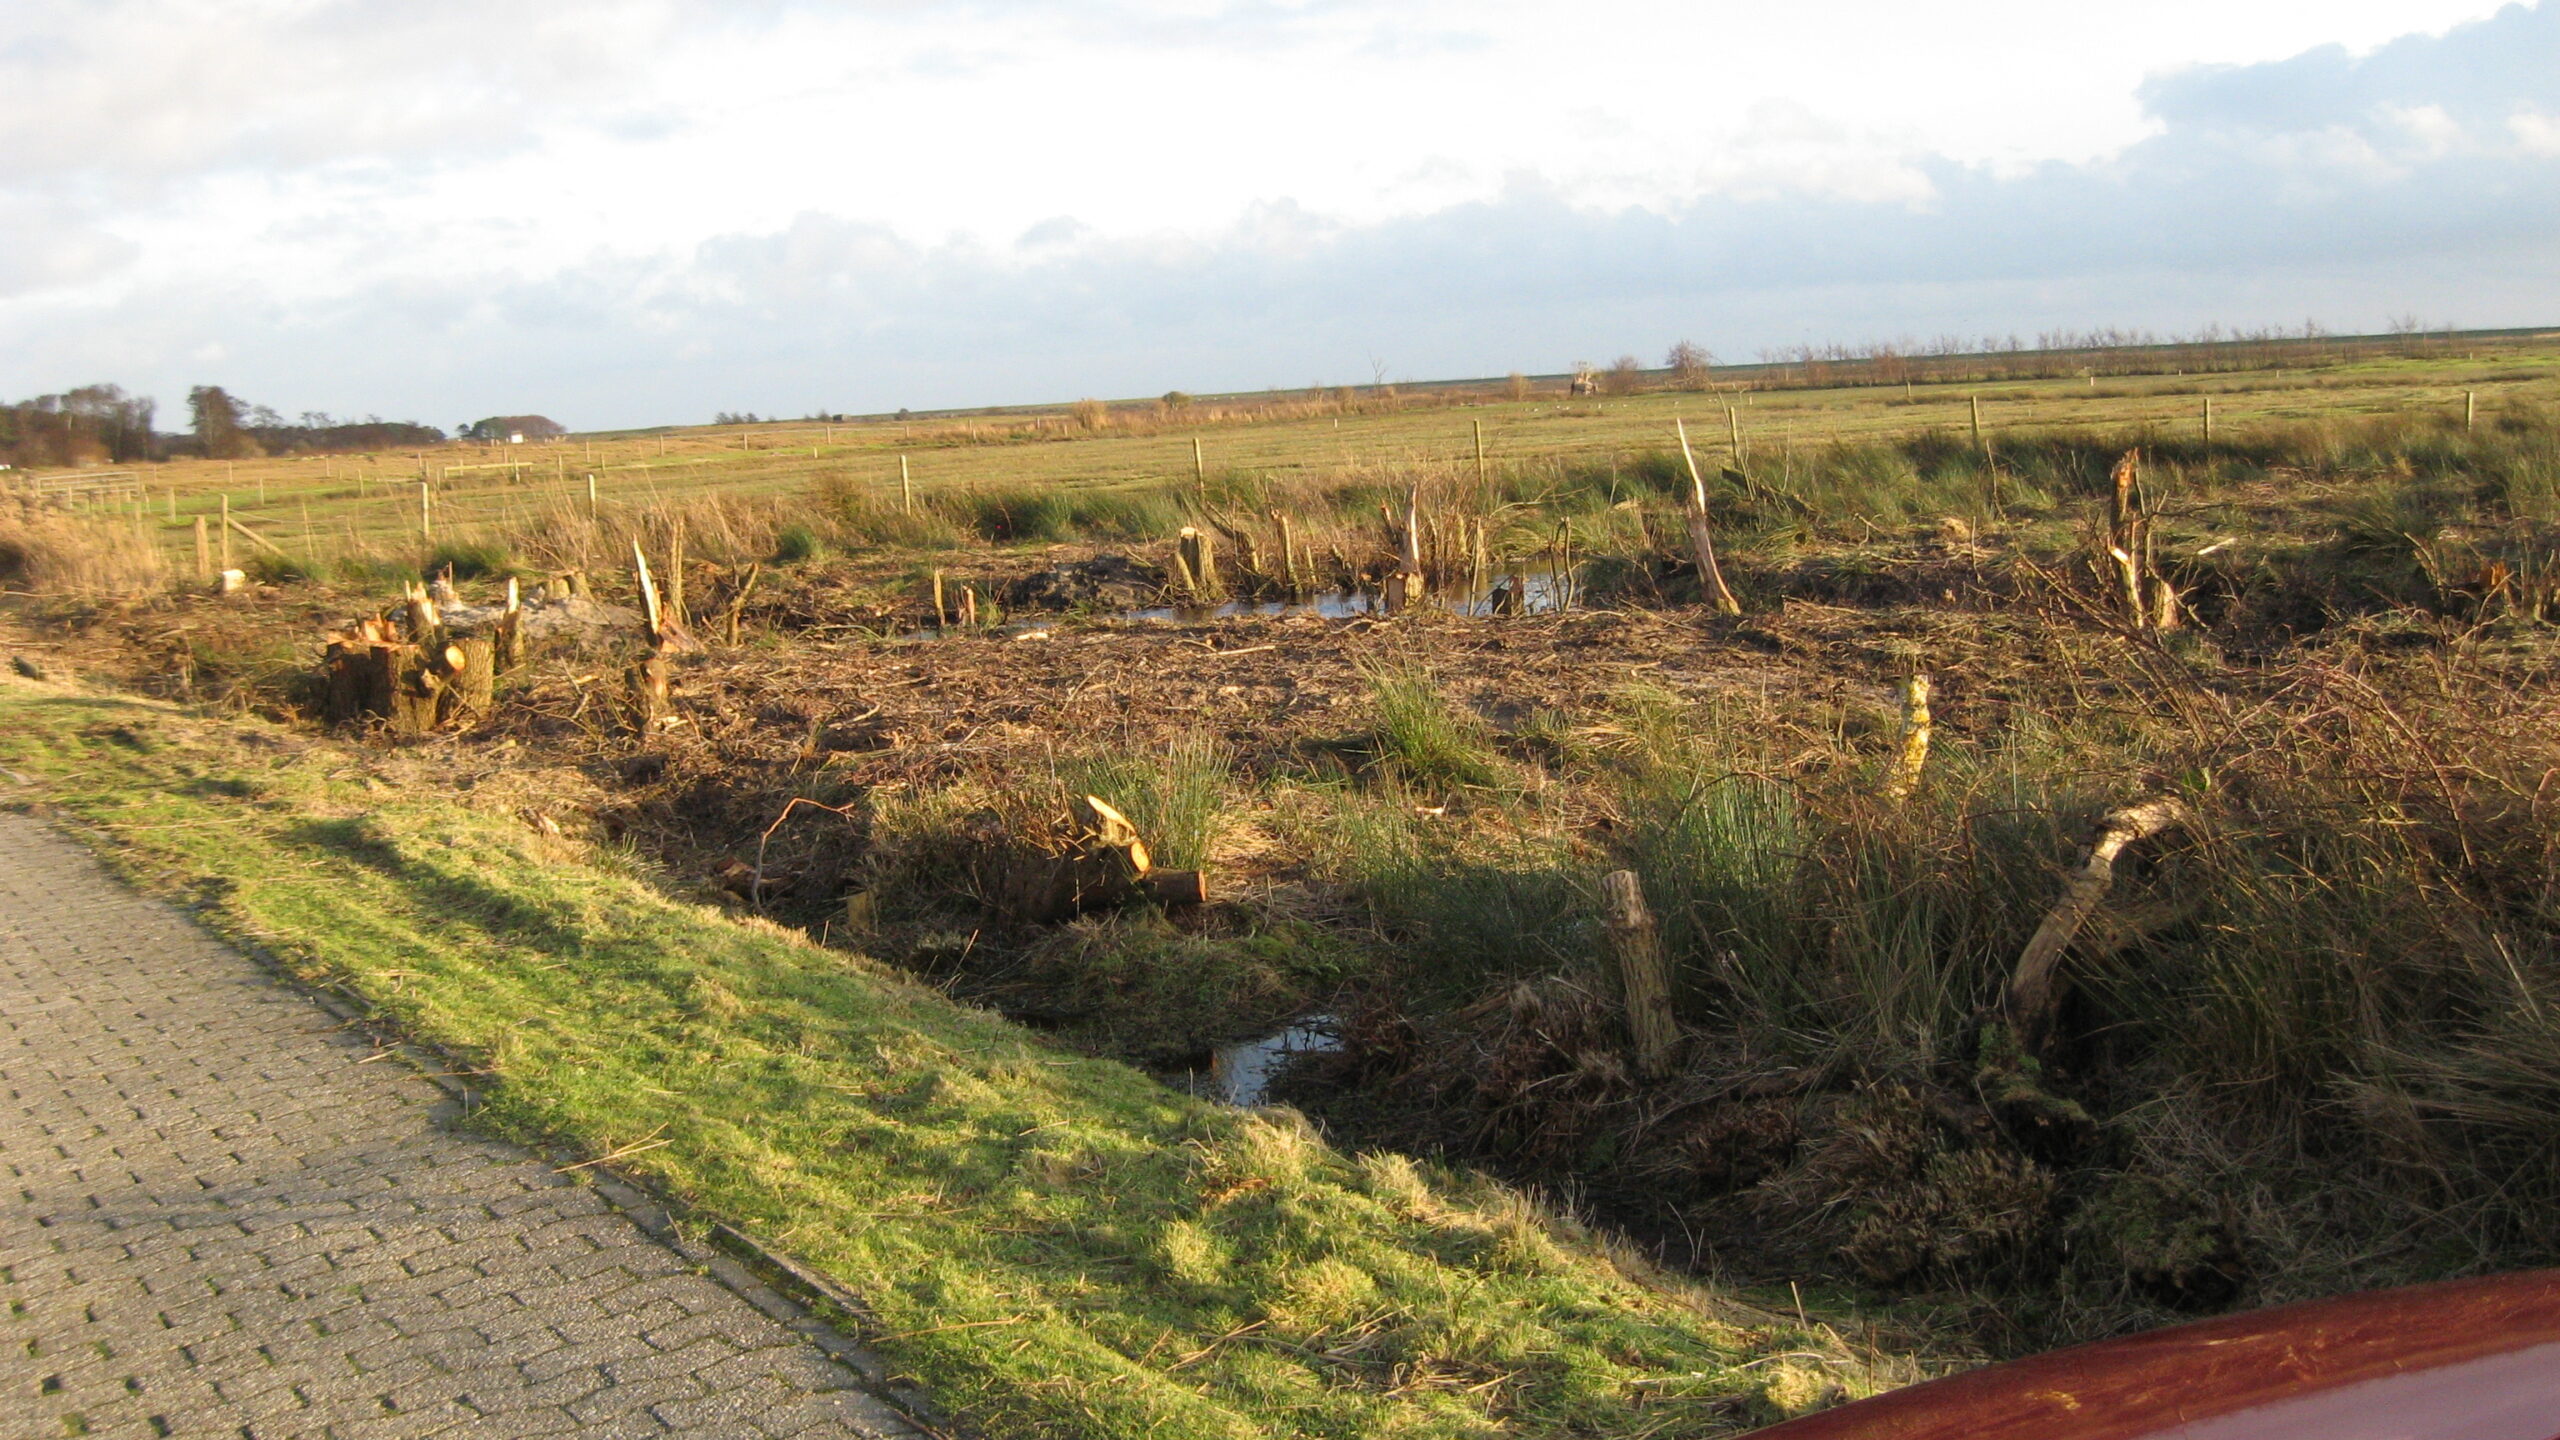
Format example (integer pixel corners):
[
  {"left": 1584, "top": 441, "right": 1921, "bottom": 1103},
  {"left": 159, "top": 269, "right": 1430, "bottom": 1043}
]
[
  {"left": 771, "top": 521, "right": 824, "bottom": 564},
  {"left": 1362, "top": 672, "right": 1505, "bottom": 792},
  {"left": 423, "top": 539, "right": 513, "bottom": 579},
  {"left": 0, "top": 684, "right": 1892, "bottom": 1439},
  {"left": 1059, "top": 734, "right": 1233, "bottom": 871}
]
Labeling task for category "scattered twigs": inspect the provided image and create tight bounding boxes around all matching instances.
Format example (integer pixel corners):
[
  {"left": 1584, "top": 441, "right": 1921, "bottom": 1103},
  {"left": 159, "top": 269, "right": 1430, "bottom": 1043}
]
[{"left": 752, "top": 796, "right": 864, "bottom": 909}]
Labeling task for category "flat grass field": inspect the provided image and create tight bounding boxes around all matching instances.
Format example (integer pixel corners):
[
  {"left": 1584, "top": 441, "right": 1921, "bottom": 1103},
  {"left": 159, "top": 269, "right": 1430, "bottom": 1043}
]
[{"left": 44, "top": 338, "right": 2560, "bottom": 570}]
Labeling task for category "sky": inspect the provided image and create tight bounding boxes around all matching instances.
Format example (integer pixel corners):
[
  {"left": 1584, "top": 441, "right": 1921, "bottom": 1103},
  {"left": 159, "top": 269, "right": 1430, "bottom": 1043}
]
[{"left": 1, "top": 0, "right": 2554, "bottom": 431}]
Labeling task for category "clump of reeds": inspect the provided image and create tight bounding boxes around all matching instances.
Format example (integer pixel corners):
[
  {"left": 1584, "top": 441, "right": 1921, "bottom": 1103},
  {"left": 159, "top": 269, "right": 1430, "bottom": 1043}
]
[{"left": 0, "top": 497, "right": 164, "bottom": 593}]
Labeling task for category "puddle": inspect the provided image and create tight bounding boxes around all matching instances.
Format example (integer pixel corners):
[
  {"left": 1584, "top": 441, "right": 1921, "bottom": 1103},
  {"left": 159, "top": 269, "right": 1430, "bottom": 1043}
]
[
  {"left": 1171, "top": 1015, "right": 1342, "bottom": 1107},
  {"left": 1119, "top": 572, "right": 1577, "bottom": 623},
  {"left": 894, "top": 571, "right": 1582, "bottom": 641}
]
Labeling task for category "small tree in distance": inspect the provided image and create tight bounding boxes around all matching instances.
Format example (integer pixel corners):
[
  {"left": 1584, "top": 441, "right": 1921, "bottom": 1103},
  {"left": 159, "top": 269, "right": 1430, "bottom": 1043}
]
[
  {"left": 1666, "top": 340, "right": 1715, "bottom": 391},
  {"left": 1505, "top": 372, "right": 1531, "bottom": 401},
  {"left": 1601, "top": 355, "right": 1645, "bottom": 396}
]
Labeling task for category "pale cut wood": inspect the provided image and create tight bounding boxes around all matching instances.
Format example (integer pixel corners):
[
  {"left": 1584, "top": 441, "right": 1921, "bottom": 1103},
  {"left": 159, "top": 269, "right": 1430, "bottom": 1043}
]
[
  {"left": 1602, "top": 870, "right": 1678, "bottom": 1079},
  {"left": 2006, "top": 796, "right": 2191, "bottom": 1057},
  {"left": 1674, "top": 419, "right": 1742, "bottom": 614},
  {"left": 1884, "top": 672, "right": 1933, "bottom": 804}
]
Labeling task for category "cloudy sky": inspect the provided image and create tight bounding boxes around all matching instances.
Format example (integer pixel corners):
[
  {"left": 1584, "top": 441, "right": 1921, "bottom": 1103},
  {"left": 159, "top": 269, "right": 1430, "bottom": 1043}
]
[{"left": 2, "top": 1, "right": 2554, "bottom": 430}]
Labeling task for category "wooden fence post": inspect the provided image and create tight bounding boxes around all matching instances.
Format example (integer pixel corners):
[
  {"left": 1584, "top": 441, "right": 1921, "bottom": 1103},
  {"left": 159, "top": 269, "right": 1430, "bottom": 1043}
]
[
  {"left": 901, "top": 455, "right": 913, "bottom": 513},
  {"left": 193, "top": 516, "right": 210, "bottom": 580},
  {"left": 1601, "top": 870, "right": 1678, "bottom": 1079},
  {"left": 219, "top": 495, "right": 232, "bottom": 571}
]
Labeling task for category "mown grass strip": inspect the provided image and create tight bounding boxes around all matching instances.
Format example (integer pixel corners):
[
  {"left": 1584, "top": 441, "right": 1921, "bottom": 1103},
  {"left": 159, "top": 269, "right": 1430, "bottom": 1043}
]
[{"left": 0, "top": 683, "right": 1878, "bottom": 1439}]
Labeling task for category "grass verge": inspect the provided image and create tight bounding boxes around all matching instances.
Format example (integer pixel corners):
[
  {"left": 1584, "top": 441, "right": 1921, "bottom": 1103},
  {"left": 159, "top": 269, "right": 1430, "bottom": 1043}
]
[{"left": 0, "top": 677, "right": 1895, "bottom": 1439}]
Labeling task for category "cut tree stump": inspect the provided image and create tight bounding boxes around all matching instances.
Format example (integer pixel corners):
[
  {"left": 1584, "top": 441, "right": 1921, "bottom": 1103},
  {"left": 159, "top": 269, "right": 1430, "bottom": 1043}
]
[
  {"left": 983, "top": 794, "right": 1208, "bottom": 923},
  {"left": 1601, "top": 869, "right": 1679, "bottom": 1079}
]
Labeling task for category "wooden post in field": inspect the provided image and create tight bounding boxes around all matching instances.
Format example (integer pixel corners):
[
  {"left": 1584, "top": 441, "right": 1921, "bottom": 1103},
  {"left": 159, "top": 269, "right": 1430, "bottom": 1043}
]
[
  {"left": 1277, "top": 512, "right": 1299, "bottom": 594},
  {"left": 1601, "top": 870, "right": 1677, "bottom": 1079},
  {"left": 2466, "top": 391, "right": 2477, "bottom": 432},
  {"left": 1726, "top": 403, "right": 1742, "bottom": 456},
  {"left": 419, "top": 481, "right": 433, "bottom": 540},
  {"left": 1970, "top": 394, "right": 1985, "bottom": 456},
  {"left": 586, "top": 472, "right": 598, "bottom": 520},
  {"left": 1192, "top": 436, "right": 1205, "bottom": 498},
  {"left": 193, "top": 516, "right": 210, "bottom": 580},
  {"left": 900, "top": 455, "right": 913, "bottom": 513},
  {"left": 1473, "top": 419, "right": 1487, "bottom": 489},
  {"left": 1674, "top": 419, "right": 1742, "bottom": 615},
  {"left": 219, "top": 495, "right": 232, "bottom": 570},
  {"left": 166, "top": 489, "right": 176, "bottom": 521},
  {"left": 2202, "top": 396, "right": 2213, "bottom": 445}
]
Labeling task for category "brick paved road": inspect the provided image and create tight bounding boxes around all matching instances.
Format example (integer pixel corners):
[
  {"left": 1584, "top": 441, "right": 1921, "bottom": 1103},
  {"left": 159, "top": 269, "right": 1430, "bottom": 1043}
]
[{"left": 0, "top": 813, "right": 920, "bottom": 1439}]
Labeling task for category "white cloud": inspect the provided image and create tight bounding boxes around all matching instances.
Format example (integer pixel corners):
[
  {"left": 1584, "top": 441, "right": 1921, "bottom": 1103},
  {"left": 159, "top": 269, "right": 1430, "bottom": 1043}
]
[
  {"left": 0, "top": 0, "right": 2550, "bottom": 425},
  {"left": 2514, "top": 107, "right": 2560, "bottom": 154}
]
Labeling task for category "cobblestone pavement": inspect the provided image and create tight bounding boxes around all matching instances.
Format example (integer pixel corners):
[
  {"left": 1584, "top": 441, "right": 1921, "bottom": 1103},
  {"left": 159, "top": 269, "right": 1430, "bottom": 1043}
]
[{"left": 0, "top": 812, "right": 921, "bottom": 1440}]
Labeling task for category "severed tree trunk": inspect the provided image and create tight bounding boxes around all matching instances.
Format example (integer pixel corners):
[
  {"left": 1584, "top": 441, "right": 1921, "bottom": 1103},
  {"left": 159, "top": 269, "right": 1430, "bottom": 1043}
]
[
  {"left": 1884, "top": 672, "right": 1933, "bottom": 804},
  {"left": 1675, "top": 420, "right": 1742, "bottom": 614},
  {"left": 1601, "top": 869, "right": 1679, "bottom": 1079}
]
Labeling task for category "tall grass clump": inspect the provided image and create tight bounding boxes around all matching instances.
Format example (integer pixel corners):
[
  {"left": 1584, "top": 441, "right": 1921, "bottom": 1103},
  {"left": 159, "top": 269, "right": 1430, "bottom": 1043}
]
[
  {"left": 422, "top": 538, "right": 514, "bottom": 579},
  {"left": 1058, "top": 733, "right": 1233, "bottom": 869},
  {"left": 815, "top": 474, "right": 966, "bottom": 549},
  {"left": 1362, "top": 670, "right": 1505, "bottom": 792},
  {"left": 0, "top": 499, "right": 163, "bottom": 593}
]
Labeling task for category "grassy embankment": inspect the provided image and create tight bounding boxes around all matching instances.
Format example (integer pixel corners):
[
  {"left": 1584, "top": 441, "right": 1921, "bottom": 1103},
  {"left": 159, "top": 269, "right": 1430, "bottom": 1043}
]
[{"left": 0, "top": 675, "right": 1898, "bottom": 1440}]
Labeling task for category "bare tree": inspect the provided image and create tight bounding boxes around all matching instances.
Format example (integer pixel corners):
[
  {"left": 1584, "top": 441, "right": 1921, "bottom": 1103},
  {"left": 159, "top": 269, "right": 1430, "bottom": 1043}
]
[
  {"left": 1664, "top": 341, "right": 1714, "bottom": 391},
  {"left": 1601, "top": 355, "right": 1645, "bottom": 397}
]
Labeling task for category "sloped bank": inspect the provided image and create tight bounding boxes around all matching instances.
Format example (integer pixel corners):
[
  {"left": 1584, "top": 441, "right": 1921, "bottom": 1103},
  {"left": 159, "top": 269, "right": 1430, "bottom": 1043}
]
[{"left": 0, "top": 673, "right": 1910, "bottom": 1440}]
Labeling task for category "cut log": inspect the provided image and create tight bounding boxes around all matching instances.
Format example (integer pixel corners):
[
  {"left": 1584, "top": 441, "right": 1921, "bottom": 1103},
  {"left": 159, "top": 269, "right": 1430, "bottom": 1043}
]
[
  {"left": 1138, "top": 869, "right": 1209, "bottom": 908},
  {"left": 1601, "top": 869, "right": 1679, "bottom": 1079},
  {"left": 2007, "top": 797, "right": 2191, "bottom": 1057}
]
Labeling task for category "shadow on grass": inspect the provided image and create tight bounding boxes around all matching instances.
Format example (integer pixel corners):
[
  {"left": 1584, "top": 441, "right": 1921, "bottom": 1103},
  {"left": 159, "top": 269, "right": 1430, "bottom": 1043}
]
[{"left": 284, "top": 816, "right": 589, "bottom": 957}]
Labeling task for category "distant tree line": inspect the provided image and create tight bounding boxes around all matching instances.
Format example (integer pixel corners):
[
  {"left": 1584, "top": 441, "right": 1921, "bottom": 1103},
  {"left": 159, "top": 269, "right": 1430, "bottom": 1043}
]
[
  {"left": 0, "top": 381, "right": 444, "bottom": 469},
  {"left": 0, "top": 385, "right": 158, "bottom": 468}
]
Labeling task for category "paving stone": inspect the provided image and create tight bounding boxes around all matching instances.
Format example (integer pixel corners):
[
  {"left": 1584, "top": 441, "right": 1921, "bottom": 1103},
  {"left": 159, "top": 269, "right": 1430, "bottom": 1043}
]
[{"left": 0, "top": 815, "right": 919, "bottom": 1438}]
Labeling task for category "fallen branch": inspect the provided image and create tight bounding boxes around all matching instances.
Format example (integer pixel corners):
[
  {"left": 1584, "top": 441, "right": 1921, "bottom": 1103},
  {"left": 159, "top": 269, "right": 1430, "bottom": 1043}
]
[{"left": 2006, "top": 796, "right": 2191, "bottom": 1056}]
